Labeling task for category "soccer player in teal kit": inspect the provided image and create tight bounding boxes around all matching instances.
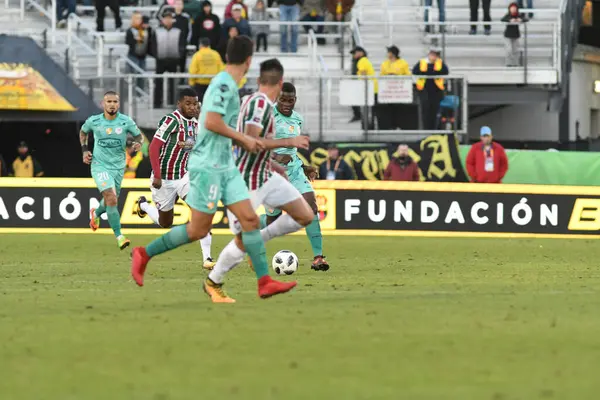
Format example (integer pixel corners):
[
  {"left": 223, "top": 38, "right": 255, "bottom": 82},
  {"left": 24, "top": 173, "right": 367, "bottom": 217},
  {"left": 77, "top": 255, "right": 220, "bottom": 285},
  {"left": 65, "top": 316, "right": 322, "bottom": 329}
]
[
  {"left": 130, "top": 36, "right": 297, "bottom": 300},
  {"left": 81, "top": 91, "right": 144, "bottom": 250},
  {"left": 262, "top": 82, "right": 329, "bottom": 271}
]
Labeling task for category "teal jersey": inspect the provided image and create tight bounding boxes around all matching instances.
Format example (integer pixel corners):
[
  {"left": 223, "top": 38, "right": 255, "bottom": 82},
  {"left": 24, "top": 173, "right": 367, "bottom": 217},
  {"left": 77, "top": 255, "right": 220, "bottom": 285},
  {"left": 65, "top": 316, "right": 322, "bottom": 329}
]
[
  {"left": 189, "top": 71, "right": 240, "bottom": 173},
  {"left": 81, "top": 112, "right": 141, "bottom": 170},
  {"left": 273, "top": 107, "right": 304, "bottom": 173}
]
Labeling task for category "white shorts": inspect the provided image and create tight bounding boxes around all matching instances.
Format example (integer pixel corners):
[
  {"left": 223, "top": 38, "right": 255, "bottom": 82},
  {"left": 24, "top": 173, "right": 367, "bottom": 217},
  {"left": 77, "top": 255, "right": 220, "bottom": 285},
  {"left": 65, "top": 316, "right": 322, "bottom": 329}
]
[
  {"left": 150, "top": 172, "right": 190, "bottom": 212},
  {"left": 228, "top": 172, "right": 301, "bottom": 234}
]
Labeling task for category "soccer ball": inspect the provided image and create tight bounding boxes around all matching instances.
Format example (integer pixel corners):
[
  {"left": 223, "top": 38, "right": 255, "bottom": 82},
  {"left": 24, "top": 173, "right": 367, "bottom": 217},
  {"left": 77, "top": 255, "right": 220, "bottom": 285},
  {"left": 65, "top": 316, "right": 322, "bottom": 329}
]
[{"left": 272, "top": 250, "right": 299, "bottom": 276}]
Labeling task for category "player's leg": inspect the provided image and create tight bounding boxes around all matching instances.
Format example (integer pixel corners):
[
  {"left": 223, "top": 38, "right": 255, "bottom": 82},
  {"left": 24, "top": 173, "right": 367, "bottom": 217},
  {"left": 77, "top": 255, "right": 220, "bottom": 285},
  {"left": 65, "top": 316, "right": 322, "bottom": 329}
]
[
  {"left": 131, "top": 170, "right": 217, "bottom": 287},
  {"left": 109, "top": 169, "right": 130, "bottom": 250},
  {"left": 302, "top": 191, "right": 328, "bottom": 271}
]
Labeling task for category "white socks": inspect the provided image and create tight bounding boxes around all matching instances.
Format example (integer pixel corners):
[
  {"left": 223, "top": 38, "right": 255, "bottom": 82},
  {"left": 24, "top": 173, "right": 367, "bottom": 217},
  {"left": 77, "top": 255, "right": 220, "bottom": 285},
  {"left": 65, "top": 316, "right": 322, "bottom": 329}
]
[
  {"left": 200, "top": 233, "right": 212, "bottom": 260},
  {"left": 261, "top": 214, "right": 303, "bottom": 242},
  {"left": 208, "top": 239, "right": 245, "bottom": 284},
  {"left": 140, "top": 201, "right": 160, "bottom": 226},
  {"left": 209, "top": 214, "right": 304, "bottom": 284}
]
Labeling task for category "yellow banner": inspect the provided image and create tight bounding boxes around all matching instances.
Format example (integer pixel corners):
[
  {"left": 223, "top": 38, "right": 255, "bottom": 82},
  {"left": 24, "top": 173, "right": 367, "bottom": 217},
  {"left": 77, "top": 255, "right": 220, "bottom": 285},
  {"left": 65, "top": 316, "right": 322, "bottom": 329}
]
[{"left": 0, "top": 63, "right": 76, "bottom": 111}]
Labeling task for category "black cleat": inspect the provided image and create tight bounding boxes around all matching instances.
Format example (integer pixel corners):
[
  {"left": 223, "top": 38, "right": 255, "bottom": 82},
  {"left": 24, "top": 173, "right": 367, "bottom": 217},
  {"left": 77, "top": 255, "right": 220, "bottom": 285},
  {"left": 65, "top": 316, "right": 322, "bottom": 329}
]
[
  {"left": 136, "top": 196, "right": 147, "bottom": 218},
  {"left": 311, "top": 255, "right": 330, "bottom": 271}
]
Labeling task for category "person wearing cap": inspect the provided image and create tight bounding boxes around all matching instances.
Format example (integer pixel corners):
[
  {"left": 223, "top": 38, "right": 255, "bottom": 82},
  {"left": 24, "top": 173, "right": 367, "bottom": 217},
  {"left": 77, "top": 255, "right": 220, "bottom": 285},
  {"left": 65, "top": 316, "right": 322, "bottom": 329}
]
[
  {"left": 379, "top": 45, "right": 410, "bottom": 130},
  {"left": 349, "top": 46, "right": 377, "bottom": 129},
  {"left": 11, "top": 142, "right": 44, "bottom": 178},
  {"left": 466, "top": 126, "right": 509, "bottom": 184},
  {"left": 318, "top": 145, "right": 354, "bottom": 180},
  {"left": 412, "top": 48, "right": 449, "bottom": 130},
  {"left": 224, "top": 0, "right": 249, "bottom": 20},
  {"left": 189, "top": 37, "right": 224, "bottom": 100},
  {"left": 150, "top": 11, "right": 186, "bottom": 108},
  {"left": 222, "top": 3, "right": 252, "bottom": 39}
]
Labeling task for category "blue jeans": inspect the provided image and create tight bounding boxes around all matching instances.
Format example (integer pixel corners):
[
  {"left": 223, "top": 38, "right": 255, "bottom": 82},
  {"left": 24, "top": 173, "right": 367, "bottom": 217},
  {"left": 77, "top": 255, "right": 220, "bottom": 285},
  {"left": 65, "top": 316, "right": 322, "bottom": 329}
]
[
  {"left": 517, "top": 0, "right": 533, "bottom": 9},
  {"left": 127, "top": 55, "right": 147, "bottom": 89},
  {"left": 57, "top": 0, "right": 76, "bottom": 21},
  {"left": 279, "top": 4, "right": 299, "bottom": 53},
  {"left": 424, "top": 0, "right": 445, "bottom": 23}
]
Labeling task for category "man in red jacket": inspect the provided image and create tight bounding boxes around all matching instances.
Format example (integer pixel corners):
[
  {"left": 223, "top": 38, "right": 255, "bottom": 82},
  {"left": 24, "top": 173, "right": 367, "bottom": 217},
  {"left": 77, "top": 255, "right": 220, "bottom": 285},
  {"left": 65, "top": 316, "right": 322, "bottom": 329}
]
[
  {"left": 384, "top": 144, "right": 420, "bottom": 181},
  {"left": 466, "top": 126, "right": 509, "bottom": 183}
]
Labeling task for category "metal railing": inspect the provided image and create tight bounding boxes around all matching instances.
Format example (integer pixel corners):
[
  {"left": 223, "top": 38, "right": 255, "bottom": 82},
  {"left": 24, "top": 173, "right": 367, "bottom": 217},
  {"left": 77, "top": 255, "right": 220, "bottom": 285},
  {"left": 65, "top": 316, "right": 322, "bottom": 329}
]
[{"left": 81, "top": 73, "right": 467, "bottom": 142}]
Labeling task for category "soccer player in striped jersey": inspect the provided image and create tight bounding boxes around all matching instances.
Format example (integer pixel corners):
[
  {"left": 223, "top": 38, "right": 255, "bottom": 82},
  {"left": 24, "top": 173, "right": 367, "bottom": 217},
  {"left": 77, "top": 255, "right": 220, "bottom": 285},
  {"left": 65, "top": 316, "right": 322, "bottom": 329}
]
[
  {"left": 263, "top": 82, "right": 329, "bottom": 271},
  {"left": 134, "top": 88, "right": 215, "bottom": 269},
  {"left": 205, "top": 58, "right": 315, "bottom": 302}
]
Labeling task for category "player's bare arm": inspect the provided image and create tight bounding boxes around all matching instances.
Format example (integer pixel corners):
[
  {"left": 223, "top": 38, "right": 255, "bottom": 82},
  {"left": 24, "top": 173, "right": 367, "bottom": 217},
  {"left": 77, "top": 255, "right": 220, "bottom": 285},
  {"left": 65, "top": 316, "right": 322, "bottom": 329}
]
[
  {"left": 302, "top": 165, "right": 318, "bottom": 181},
  {"left": 80, "top": 130, "right": 92, "bottom": 165},
  {"left": 272, "top": 153, "right": 292, "bottom": 165},
  {"left": 244, "top": 124, "right": 309, "bottom": 150},
  {"left": 205, "top": 111, "right": 264, "bottom": 153}
]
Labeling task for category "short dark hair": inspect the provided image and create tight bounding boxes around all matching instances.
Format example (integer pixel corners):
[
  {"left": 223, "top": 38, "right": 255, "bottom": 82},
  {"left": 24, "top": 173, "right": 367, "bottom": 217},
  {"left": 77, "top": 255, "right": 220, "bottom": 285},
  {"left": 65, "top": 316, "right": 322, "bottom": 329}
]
[
  {"left": 104, "top": 90, "right": 118, "bottom": 97},
  {"left": 178, "top": 87, "right": 198, "bottom": 101},
  {"left": 258, "top": 58, "right": 284, "bottom": 85},
  {"left": 281, "top": 82, "right": 296, "bottom": 94},
  {"left": 226, "top": 35, "right": 254, "bottom": 65},
  {"left": 199, "top": 37, "right": 211, "bottom": 47}
]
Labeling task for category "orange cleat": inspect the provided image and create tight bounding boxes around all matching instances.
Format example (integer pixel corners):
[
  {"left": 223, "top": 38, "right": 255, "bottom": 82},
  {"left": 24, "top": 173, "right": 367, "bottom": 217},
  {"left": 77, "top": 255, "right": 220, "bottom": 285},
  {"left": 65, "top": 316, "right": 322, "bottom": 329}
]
[
  {"left": 131, "top": 247, "right": 150, "bottom": 286},
  {"left": 203, "top": 278, "right": 236, "bottom": 303},
  {"left": 258, "top": 276, "right": 297, "bottom": 299},
  {"left": 311, "top": 255, "right": 329, "bottom": 272},
  {"left": 89, "top": 208, "right": 100, "bottom": 231}
]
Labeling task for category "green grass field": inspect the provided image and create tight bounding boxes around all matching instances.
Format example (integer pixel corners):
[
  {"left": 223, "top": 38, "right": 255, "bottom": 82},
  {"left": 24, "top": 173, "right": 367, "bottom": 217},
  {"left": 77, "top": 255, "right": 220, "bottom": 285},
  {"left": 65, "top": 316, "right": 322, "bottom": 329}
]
[{"left": 1, "top": 233, "right": 600, "bottom": 400}]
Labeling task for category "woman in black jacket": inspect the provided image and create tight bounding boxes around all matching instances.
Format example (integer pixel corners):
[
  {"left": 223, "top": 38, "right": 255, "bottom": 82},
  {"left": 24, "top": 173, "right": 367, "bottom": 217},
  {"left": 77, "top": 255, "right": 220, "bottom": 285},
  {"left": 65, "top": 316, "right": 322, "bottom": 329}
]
[
  {"left": 191, "top": 0, "right": 222, "bottom": 50},
  {"left": 501, "top": 2, "right": 527, "bottom": 67}
]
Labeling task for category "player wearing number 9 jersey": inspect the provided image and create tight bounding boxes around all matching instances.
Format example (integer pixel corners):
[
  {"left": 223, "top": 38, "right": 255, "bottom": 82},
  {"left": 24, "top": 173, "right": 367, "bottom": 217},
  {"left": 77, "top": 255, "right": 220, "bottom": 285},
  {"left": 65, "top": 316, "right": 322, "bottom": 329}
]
[
  {"left": 205, "top": 59, "right": 315, "bottom": 303},
  {"left": 81, "top": 91, "right": 144, "bottom": 250},
  {"left": 131, "top": 36, "right": 298, "bottom": 301}
]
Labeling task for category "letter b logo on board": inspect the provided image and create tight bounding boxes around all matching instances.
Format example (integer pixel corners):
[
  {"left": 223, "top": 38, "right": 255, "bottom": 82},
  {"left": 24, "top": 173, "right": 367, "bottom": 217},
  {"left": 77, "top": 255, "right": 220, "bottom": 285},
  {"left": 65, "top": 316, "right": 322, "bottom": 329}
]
[{"left": 568, "top": 199, "right": 600, "bottom": 230}]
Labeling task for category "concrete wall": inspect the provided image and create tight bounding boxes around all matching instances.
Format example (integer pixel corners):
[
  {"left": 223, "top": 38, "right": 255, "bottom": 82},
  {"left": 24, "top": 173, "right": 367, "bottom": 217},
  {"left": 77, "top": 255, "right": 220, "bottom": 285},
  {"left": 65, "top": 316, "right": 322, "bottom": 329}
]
[{"left": 569, "top": 59, "right": 600, "bottom": 140}]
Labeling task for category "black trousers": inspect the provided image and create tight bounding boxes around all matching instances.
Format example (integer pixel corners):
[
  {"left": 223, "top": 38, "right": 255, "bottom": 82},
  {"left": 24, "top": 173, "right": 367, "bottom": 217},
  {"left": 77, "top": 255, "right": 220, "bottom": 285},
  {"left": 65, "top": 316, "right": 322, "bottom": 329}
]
[
  {"left": 378, "top": 103, "right": 404, "bottom": 130},
  {"left": 351, "top": 95, "right": 377, "bottom": 130},
  {"left": 469, "top": 0, "right": 491, "bottom": 31},
  {"left": 193, "top": 84, "right": 209, "bottom": 103},
  {"left": 420, "top": 90, "right": 444, "bottom": 130},
  {"left": 154, "top": 59, "right": 178, "bottom": 108},
  {"left": 95, "top": 0, "right": 121, "bottom": 32},
  {"left": 256, "top": 33, "right": 268, "bottom": 51}
]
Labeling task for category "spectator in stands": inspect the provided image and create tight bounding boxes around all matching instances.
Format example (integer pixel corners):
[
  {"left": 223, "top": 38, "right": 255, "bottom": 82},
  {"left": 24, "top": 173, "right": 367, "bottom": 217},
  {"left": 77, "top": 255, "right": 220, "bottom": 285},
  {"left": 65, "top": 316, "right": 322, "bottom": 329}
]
[
  {"left": 279, "top": 0, "right": 302, "bottom": 53},
  {"left": 325, "top": 0, "right": 354, "bottom": 43},
  {"left": 466, "top": 126, "right": 509, "bottom": 183},
  {"left": 151, "top": 12, "right": 186, "bottom": 108},
  {"left": 56, "top": 0, "right": 75, "bottom": 29},
  {"left": 517, "top": 0, "right": 533, "bottom": 18},
  {"left": 125, "top": 12, "right": 150, "bottom": 76},
  {"left": 349, "top": 46, "right": 376, "bottom": 130},
  {"left": 301, "top": 0, "right": 326, "bottom": 45},
  {"left": 11, "top": 142, "right": 44, "bottom": 178},
  {"left": 223, "top": 4, "right": 252, "bottom": 39},
  {"left": 502, "top": 2, "right": 527, "bottom": 67},
  {"left": 96, "top": 0, "right": 122, "bottom": 32},
  {"left": 189, "top": 37, "right": 224, "bottom": 100},
  {"left": 219, "top": 25, "right": 239, "bottom": 62},
  {"left": 424, "top": 0, "right": 446, "bottom": 33},
  {"left": 157, "top": 0, "right": 176, "bottom": 22},
  {"left": 384, "top": 144, "right": 420, "bottom": 181},
  {"left": 192, "top": 1, "right": 222, "bottom": 50},
  {"left": 171, "top": 0, "right": 192, "bottom": 76},
  {"left": 412, "top": 48, "right": 449, "bottom": 130},
  {"left": 252, "top": 0, "right": 270, "bottom": 52},
  {"left": 225, "top": 0, "right": 249, "bottom": 19},
  {"left": 318, "top": 145, "right": 354, "bottom": 180},
  {"left": 0, "top": 154, "right": 7, "bottom": 177},
  {"left": 379, "top": 45, "right": 410, "bottom": 130},
  {"left": 469, "top": 0, "right": 491, "bottom": 35}
]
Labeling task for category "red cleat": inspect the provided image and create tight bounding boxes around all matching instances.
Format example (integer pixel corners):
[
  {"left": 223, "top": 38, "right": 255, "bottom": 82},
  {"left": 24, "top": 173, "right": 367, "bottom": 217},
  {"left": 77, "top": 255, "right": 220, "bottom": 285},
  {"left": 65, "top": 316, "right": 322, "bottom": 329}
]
[
  {"left": 131, "top": 247, "right": 150, "bottom": 287},
  {"left": 258, "top": 276, "right": 297, "bottom": 299}
]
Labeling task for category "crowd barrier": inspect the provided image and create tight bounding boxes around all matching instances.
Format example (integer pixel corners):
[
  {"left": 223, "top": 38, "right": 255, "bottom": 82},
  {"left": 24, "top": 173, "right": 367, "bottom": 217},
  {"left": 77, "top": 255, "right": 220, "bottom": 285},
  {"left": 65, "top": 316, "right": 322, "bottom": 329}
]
[{"left": 2, "top": 178, "right": 600, "bottom": 239}]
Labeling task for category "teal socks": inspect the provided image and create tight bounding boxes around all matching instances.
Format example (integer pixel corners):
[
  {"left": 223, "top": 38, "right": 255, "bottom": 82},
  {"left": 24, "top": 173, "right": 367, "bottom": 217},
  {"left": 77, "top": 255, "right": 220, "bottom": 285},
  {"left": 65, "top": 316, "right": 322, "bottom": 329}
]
[
  {"left": 305, "top": 215, "right": 323, "bottom": 257},
  {"left": 146, "top": 224, "right": 191, "bottom": 257},
  {"left": 242, "top": 229, "right": 269, "bottom": 279},
  {"left": 95, "top": 199, "right": 107, "bottom": 218},
  {"left": 259, "top": 214, "right": 268, "bottom": 230},
  {"left": 106, "top": 205, "right": 122, "bottom": 237}
]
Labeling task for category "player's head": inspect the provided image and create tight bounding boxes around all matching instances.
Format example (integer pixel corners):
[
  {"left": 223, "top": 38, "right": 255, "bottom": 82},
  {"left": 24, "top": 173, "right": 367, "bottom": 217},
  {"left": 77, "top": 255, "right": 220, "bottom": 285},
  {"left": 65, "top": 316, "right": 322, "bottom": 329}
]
[
  {"left": 277, "top": 82, "right": 296, "bottom": 117},
  {"left": 103, "top": 91, "right": 119, "bottom": 116},
  {"left": 177, "top": 87, "right": 199, "bottom": 119},
  {"left": 258, "top": 58, "right": 284, "bottom": 89},
  {"left": 226, "top": 35, "right": 253, "bottom": 73}
]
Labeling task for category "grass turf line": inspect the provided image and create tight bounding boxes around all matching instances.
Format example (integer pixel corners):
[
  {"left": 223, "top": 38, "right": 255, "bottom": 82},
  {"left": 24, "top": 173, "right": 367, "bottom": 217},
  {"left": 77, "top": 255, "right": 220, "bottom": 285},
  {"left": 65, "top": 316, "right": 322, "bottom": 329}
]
[{"left": 1, "top": 234, "right": 600, "bottom": 400}]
